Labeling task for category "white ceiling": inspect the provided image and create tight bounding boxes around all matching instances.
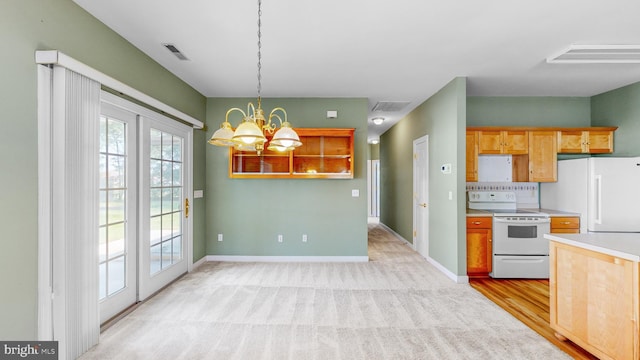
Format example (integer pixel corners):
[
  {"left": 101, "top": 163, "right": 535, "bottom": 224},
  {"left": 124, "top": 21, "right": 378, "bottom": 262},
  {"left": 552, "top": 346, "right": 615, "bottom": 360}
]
[{"left": 73, "top": 0, "right": 640, "bottom": 141}]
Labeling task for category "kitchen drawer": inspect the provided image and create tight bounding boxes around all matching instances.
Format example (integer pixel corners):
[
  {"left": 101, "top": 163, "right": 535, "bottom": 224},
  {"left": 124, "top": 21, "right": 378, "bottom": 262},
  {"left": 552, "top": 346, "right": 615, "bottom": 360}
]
[
  {"left": 551, "top": 217, "right": 580, "bottom": 230},
  {"left": 467, "top": 217, "right": 492, "bottom": 229}
]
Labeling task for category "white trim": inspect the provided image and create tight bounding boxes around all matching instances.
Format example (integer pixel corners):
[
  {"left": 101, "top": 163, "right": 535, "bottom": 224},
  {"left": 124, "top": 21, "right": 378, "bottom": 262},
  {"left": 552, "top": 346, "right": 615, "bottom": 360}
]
[
  {"left": 206, "top": 255, "right": 370, "bottom": 263},
  {"left": 425, "top": 257, "right": 469, "bottom": 284},
  {"left": 192, "top": 256, "right": 208, "bottom": 269},
  {"left": 35, "top": 50, "right": 203, "bottom": 129},
  {"left": 379, "top": 222, "right": 414, "bottom": 248}
]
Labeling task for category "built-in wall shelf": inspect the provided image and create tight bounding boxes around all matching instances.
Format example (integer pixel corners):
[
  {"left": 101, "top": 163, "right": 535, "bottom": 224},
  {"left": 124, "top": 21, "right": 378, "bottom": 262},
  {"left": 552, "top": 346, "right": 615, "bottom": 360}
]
[{"left": 229, "top": 128, "right": 354, "bottom": 179}]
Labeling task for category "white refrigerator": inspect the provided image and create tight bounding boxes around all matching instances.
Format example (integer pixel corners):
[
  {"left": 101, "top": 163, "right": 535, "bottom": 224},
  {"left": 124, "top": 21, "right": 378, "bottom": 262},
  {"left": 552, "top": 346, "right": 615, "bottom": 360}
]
[{"left": 540, "top": 157, "right": 640, "bottom": 233}]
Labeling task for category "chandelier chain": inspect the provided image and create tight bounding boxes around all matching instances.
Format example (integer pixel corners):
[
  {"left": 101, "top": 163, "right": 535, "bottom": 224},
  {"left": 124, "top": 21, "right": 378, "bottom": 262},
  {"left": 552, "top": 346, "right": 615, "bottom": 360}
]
[{"left": 257, "top": 0, "right": 262, "bottom": 101}]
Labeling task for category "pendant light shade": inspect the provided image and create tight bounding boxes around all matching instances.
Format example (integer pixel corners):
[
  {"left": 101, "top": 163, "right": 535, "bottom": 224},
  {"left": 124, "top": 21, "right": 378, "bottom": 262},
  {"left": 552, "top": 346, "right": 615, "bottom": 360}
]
[
  {"left": 231, "top": 120, "right": 266, "bottom": 145},
  {"left": 208, "top": 121, "right": 235, "bottom": 146},
  {"left": 269, "top": 122, "right": 302, "bottom": 148}
]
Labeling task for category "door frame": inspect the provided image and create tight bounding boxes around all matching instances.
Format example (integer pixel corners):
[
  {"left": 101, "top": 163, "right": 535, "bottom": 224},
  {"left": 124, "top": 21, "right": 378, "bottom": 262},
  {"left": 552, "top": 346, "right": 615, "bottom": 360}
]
[
  {"left": 413, "top": 135, "right": 429, "bottom": 258},
  {"left": 102, "top": 91, "right": 194, "bottom": 300}
]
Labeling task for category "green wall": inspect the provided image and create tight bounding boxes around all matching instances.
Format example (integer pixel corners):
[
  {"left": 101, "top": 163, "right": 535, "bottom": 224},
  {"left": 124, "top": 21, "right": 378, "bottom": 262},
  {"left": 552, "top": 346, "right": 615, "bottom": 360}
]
[
  {"left": 467, "top": 96, "right": 591, "bottom": 127},
  {"left": 205, "top": 98, "right": 369, "bottom": 257},
  {"left": 368, "top": 143, "right": 380, "bottom": 160},
  {"left": 0, "top": 0, "right": 206, "bottom": 340},
  {"left": 591, "top": 82, "right": 640, "bottom": 156},
  {"left": 380, "top": 78, "right": 467, "bottom": 275}
]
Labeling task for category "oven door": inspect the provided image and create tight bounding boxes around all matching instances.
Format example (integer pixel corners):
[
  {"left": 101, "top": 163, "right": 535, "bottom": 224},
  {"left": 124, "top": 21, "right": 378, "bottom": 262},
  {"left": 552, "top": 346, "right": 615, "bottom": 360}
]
[{"left": 493, "top": 217, "right": 551, "bottom": 255}]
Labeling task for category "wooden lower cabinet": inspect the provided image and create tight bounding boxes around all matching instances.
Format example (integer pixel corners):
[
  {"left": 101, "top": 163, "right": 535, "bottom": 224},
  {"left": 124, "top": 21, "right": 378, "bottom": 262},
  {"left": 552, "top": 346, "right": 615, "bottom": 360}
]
[
  {"left": 550, "top": 241, "right": 640, "bottom": 360},
  {"left": 466, "top": 217, "right": 492, "bottom": 277},
  {"left": 550, "top": 216, "right": 580, "bottom": 234}
]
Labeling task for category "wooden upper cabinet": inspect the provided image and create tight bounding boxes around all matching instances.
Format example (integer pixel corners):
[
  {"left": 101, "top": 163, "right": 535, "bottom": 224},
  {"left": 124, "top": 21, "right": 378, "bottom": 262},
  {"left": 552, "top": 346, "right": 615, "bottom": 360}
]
[
  {"left": 503, "top": 130, "right": 529, "bottom": 154},
  {"left": 478, "top": 130, "right": 528, "bottom": 154},
  {"left": 586, "top": 130, "right": 614, "bottom": 153},
  {"left": 528, "top": 131, "right": 557, "bottom": 182},
  {"left": 557, "top": 129, "right": 614, "bottom": 154},
  {"left": 466, "top": 131, "right": 478, "bottom": 182},
  {"left": 229, "top": 128, "right": 354, "bottom": 179}
]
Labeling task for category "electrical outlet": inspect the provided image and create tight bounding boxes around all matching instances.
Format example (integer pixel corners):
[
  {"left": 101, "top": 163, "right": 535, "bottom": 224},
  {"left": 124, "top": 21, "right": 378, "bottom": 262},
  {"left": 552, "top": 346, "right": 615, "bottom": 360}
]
[
  {"left": 278, "top": 234, "right": 283, "bottom": 243},
  {"left": 302, "top": 234, "right": 308, "bottom": 242},
  {"left": 217, "top": 234, "right": 223, "bottom": 242}
]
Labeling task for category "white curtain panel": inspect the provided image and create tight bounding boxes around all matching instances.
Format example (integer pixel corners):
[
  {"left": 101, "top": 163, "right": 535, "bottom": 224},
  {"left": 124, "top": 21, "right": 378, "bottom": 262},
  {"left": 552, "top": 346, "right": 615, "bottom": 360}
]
[{"left": 49, "top": 67, "right": 101, "bottom": 359}]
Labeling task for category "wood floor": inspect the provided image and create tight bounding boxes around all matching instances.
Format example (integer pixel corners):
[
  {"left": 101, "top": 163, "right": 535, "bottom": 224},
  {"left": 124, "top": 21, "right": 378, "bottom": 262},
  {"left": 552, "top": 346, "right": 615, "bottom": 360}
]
[{"left": 469, "top": 278, "right": 598, "bottom": 360}]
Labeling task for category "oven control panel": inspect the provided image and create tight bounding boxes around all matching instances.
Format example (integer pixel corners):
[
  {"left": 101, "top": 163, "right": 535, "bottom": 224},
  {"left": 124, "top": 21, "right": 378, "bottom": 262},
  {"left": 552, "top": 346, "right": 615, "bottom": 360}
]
[{"left": 468, "top": 191, "right": 516, "bottom": 202}]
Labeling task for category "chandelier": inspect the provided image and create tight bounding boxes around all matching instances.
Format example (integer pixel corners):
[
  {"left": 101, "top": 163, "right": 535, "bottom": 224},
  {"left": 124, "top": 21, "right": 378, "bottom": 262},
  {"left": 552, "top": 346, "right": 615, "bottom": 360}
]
[{"left": 208, "top": 0, "right": 302, "bottom": 154}]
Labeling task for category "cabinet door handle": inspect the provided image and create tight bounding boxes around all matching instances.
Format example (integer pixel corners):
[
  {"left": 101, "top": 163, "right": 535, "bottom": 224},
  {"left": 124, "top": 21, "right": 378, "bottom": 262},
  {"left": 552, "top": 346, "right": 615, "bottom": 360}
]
[
  {"left": 472, "top": 221, "right": 482, "bottom": 225},
  {"left": 560, "top": 221, "right": 571, "bottom": 225}
]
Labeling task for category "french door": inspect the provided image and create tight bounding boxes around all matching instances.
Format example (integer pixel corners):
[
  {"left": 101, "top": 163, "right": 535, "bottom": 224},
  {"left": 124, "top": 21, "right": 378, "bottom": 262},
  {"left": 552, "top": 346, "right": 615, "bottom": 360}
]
[
  {"left": 138, "top": 115, "right": 191, "bottom": 300},
  {"left": 99, "top": 103, "right": 137, "bottom": 323},
  {"left": 99, "top": 92, "right": 192, "bottom": 321}
]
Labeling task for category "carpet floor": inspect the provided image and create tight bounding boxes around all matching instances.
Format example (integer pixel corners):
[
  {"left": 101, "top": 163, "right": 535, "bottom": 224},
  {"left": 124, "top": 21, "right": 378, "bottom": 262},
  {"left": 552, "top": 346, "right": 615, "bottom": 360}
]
[{"left": 80, "top": 224, "right": 569, "bottom": 359}]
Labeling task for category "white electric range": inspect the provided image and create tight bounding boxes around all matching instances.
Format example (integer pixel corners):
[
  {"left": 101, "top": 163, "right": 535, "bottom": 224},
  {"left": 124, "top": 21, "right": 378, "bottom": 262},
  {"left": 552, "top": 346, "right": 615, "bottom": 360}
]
[{"left": 468, "top": 191, "right": 550, "bottom": 279}]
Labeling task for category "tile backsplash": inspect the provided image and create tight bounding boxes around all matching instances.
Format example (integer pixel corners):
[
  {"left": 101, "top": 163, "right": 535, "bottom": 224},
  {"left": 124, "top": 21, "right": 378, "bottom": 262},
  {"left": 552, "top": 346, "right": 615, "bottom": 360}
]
[{"left": 466, "top": 182, "right": 539, "bottom": 208}]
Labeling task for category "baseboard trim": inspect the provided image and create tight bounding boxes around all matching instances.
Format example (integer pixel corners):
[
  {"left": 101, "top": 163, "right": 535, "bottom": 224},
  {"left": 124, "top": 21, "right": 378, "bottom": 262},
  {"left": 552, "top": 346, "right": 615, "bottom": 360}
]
[
  {"left": 378, "top": 221, "right": 468, "bottom": 284},
  {"left": 379, "top": 222, "right": 414, "bottom": 249},
  {"left": 425, "top": 257, "right": 469, "bottom": 284},
  {"left": 205, "top": 255, "right": 370, "bottom": 263},
  {"left": 192, "top": 256, "right": 207, "bottom": 270}
]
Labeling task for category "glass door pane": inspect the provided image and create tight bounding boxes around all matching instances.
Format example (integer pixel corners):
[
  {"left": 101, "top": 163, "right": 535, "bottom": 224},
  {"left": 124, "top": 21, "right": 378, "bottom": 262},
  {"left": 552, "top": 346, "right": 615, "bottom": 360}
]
[
  {"left": 149, "top": 129, "right": 184, "bottom": 275},
  {"left": 98, "top": 102, "right": 138, "bottom": 324}
]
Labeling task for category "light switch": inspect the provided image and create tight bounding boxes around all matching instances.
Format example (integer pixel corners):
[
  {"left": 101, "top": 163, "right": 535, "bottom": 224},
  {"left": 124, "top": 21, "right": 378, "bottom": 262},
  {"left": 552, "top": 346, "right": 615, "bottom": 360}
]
[
  {"left": 194, "top": 190, "right": 204, "bottom": 198},
  {"left": 352, "top": 189, "right": 359, "bottom": 197}
]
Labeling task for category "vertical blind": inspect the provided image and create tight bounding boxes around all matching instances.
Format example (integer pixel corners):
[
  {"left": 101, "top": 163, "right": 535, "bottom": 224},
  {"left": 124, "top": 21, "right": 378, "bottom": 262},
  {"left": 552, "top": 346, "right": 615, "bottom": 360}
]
[{"left": 49, "top": 67, "right": 101, "bottom": 359}]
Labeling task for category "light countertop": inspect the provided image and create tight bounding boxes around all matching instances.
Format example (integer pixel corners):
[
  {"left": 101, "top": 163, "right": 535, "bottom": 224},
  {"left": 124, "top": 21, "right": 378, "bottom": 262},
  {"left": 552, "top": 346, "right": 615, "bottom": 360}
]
[
  {"left": 545, "top": 233, "right": 640, "bottom": 262},
  {"left": 466, "top": 209, "right": 493, "bottom": 217},
  {"left": 524, "top": 208, "right": 581, "bottom": 217},
  {"left": 466, "top": 208, "right": 580, "bottom": 217}
]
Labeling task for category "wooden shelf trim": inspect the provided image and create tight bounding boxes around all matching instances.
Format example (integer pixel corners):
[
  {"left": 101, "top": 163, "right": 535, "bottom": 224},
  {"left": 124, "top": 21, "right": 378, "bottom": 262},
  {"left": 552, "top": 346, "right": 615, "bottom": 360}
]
[{"left": 467, "top": 126, "right": 618, "bottom": 132}]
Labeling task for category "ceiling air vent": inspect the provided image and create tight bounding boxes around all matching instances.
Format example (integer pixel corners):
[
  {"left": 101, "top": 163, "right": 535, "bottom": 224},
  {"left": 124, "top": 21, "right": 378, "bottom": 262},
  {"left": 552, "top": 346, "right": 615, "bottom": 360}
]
[
  {"left": 547, "top": 45, "right": 640, "bottom": 64},
  {"left": 371, "top": 101, "right": 410, "bottom": 112},
  {"left": 162, "top": 43, "right": 189, "bottom": 61}
]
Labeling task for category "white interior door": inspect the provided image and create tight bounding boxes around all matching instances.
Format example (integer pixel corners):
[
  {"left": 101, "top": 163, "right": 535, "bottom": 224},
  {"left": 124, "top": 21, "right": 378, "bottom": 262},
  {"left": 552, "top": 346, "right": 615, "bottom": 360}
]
[
  {"left": 413, "top": 136, "right": 429, "bottom": 258},
  {"left": 99, "top": 103, "right": 138, "bottom": 323},
  {"left": 368, "top": 160, "right": 380, "bottom": 218},
  {"left": 139, "top": 116, "right": 192, "bottom": 300}
]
